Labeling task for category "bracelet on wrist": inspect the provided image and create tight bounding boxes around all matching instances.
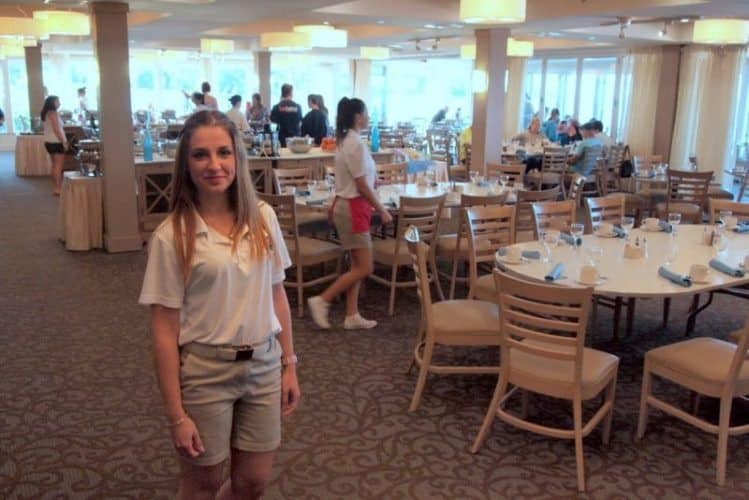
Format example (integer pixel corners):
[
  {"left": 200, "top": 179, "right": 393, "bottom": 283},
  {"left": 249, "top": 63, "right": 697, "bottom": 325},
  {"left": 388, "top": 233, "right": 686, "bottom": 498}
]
[
  {"left": 168, "top": 415, "right": 188, "bottom": 428},
  {"left": 281, "top": 354, "right": 298, "bottom": 367}
]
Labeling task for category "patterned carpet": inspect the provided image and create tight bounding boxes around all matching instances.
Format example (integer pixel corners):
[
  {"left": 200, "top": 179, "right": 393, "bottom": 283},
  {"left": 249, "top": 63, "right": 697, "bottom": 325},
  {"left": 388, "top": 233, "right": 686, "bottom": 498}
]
[{"left": 1, "top": 152, "right": 748, "bottom": 499}]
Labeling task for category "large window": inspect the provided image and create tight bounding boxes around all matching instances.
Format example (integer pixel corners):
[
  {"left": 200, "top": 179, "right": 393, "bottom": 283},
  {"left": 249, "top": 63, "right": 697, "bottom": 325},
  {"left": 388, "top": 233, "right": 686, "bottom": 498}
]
[
  {"left": 735, "top": 59, "right": 749, "bottom": 162},
  {"left": 370, "top": 58, "right": 473, "bottom": 129},
  {"left": 522, "top": 54, "right": 627, "bottom": 139},
  {"left": 8, "top": 58, "right": 30, "bottom": 132}
]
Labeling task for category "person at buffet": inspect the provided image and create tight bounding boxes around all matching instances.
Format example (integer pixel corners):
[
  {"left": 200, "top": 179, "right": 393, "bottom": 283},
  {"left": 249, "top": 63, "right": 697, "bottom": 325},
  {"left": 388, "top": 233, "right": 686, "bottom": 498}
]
[
  {"left": 226, "top": 95, "right": 250, "bottom": 133},
  {"left": 41, "top": 95, "right": 68, "bottom": 196},
  {"left": 301, "top": 94, "right": 329, "bottom": 146},
  {"left": 270, "top": 83, "right": 303, "bottom": 147},
  {"left": 246, "top": 93, "right": 269, "bottom": 124}
]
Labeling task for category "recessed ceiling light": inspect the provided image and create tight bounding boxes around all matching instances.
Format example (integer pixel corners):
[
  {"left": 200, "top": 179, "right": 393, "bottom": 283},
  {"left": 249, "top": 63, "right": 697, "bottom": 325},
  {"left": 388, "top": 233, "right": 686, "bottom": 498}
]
[
  {"left": 322, "top": 21, "right": 330, "bottom": 25},
  {"left": 549, "top": 32, "right": 561, "bottom": 37},
  {"left": 435, "top": 25, "right": 445, "bottom": 30},
  {"left": 449, "top": 23, "right": 464, "bottom": 29},
  {"left": 588, "top": 36, "right": 596, "bottom": 41},
  {"left": 680, "top": 18, "right": 690, "bottom": 23},
  {"left": 424, "top": 24, "right": 436, "bottom": 29},
  {"left": 376, "top": 20, "right": 385, "bottom": 25}
]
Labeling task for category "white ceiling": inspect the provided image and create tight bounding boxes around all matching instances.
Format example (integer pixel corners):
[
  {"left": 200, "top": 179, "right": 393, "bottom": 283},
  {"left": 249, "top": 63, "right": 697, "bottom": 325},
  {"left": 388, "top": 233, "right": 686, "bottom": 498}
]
[{"left": 2, "top": 0, "right": 749, "bottom": 56}]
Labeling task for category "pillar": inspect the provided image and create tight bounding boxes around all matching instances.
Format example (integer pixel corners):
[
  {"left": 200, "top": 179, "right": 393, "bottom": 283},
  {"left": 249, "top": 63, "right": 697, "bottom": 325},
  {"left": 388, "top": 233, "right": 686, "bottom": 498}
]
[
  {"left": 256, "top": 51, "right": 271, "bottom": 108},
  {"left": 353, "top": 59, "right": 372, "bottom": 105},
  {"left": 653, "top": 46, "right": 681, "bottom": 160},
  {"left": 471, "top": 28, "right": 509, "bottom": 174},
  {"left": 90, "top": 1, "right": 142, "bottom": 252},
  {"left": 24, "top": 44, "right": 45, "bottom": 125}
]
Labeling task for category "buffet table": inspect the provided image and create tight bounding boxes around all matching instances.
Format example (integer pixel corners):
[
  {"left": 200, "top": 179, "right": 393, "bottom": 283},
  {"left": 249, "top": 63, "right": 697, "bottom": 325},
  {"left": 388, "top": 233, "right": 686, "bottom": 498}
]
[
  {"left": 15, "top": 134, "right": 51, "bottom": 176},
  {"left": 58, "top": 172, "right": 103, "bottom": 251}
]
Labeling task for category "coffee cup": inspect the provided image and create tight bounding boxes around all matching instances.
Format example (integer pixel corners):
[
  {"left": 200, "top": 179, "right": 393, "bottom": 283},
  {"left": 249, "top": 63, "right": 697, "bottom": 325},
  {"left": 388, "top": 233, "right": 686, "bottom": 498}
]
[
  {"left": 579, "top": 265, "right": 600, "bottom": 285},
  {"left": 598, "top": 222, "right": 614, "bottom": 235},
  {"left": 689, "top": 264, "right": 709, "bottom": 282},
  {"left": 643, "top": 217, "right": 659, "bottom": 230},
  {"left": 284, "top": 186, "right": 297, "bottom": 195},
  {"left": 506, "top": 246, "right": 523, "bottom": 261}
]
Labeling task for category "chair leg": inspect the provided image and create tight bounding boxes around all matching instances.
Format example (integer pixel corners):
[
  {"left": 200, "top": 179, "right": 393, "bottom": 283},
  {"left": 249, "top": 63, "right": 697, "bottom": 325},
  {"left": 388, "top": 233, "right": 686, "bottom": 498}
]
[
  {"left": 716, "top": 395, "right": 733, "bottom": 486},
  {"left": 636, "top": 361, "right": 652, "bottom": 440},
  {"left": 430, "top": 254, "right": 445, "bottom": 301},
  {"left": 602, "top": 372, "right": 618, "bottom": 445},
  {"left": 388, "top": 264, "right": 398, "bottom": 316},
  {"left": 573, "top": 398, "right": 586, "bottom": 492},
  {"left": 662, "top": 298, "right": 671, "bottom": 328},
  {"left": 297, "top": 266, "right": 304, "bottom": 318},
  {"left": 449, "top": 253, "right": 459, "bottom": 300},
  {"left": 409, "top": 341, "right": 434, "bottom": 412},
  {"left": 406, "top": 321, "right": 426, "bottom": 375},
  {"left": 471, "top": 375, "right": 509, "bottom": 453},
  {"left": 626, "top": 298, "right": 636, "bottom": 337},
  {"left": 612, "top": 297, "right": 623, "bottom": 341}
]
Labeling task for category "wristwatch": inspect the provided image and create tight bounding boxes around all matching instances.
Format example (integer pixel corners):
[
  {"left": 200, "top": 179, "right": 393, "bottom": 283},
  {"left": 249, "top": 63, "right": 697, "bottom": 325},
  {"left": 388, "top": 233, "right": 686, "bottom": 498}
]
[{"left": 281, "top": 354, "right": 298, "bottom": 367}]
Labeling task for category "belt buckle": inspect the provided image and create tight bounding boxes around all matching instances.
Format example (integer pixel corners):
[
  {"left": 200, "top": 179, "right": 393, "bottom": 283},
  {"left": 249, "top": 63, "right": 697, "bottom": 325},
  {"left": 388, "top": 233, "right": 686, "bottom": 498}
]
[{"left": 232, "top": 345, "right": 253, "bottom": 361}]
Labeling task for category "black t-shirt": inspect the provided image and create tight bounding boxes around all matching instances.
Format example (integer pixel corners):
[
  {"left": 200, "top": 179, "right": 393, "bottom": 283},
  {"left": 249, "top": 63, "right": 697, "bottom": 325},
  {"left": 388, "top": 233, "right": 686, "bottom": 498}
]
[
  {"left": 270, "top": 99, "right": 302, "bottom": 146},
  {"left": 301, "top": 109, "right": 329, "bottom": 146}
]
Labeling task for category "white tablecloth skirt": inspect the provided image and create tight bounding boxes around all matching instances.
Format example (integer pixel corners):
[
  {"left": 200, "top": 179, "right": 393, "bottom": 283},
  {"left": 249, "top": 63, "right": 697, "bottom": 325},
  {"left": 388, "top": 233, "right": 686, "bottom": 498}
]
[
  {"left": 15, "top": 134, "right": 52, "bottom": 176},
  {"left": 59, "top": 172, "right": 103, "bottom": 251}
]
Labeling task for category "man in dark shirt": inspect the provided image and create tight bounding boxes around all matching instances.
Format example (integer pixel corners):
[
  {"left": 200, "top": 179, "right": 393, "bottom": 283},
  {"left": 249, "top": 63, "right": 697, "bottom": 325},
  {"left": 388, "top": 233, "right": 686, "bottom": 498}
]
[{"left": 270, "top": 83, "right": 302, "bottom": 147}]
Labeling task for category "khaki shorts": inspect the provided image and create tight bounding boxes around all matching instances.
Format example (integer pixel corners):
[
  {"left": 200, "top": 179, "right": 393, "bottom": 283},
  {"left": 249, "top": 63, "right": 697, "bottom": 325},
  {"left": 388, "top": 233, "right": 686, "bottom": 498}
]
[
  {"left": 179, "top": 335, "right": 282, "bottom": 466},
  {"left": 333, "top": 199, "right": 372, "bottom": 250}
]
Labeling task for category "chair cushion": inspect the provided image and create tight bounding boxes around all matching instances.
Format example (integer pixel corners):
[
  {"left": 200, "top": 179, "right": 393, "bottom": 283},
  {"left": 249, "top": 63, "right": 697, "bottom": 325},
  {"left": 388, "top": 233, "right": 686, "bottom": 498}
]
[
  {"left": 474, "top": 273, "right": 497, "bottom": 302},
  {"left": 287, "top": 236, "right": 341, "bottom": 263},
  {"left": 646, "top": 337, "right": 749, "bottom": 396},
  {"left": 605, "top": 192, "right": 650, "bottom": 210},
  {"left": 432, "top": 300, "right": 500, "bottom": 339},
  {"left": 655, "top": 202, "right": 702, "bottom": 220},
  {"left": 509, "top": 341, "right": 619, "bottom": 400},
  {"left": 707, "top": 187, "right": 734, "bottom": 200},
  {"left": 436, "top": 234, "right": 470, "bottom": 258},
  {"left": 372, "top": 238, "right": 411, "bottom": 266},
  {"left": 730, "top": 329, "right": 745, "bottom": 343}
]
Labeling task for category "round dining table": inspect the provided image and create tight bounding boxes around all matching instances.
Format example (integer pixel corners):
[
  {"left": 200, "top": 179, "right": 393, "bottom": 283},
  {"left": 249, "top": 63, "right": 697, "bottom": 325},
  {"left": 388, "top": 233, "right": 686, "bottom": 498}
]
[{"left": 498, "top": 224, "right": 749, "bottom": 336}]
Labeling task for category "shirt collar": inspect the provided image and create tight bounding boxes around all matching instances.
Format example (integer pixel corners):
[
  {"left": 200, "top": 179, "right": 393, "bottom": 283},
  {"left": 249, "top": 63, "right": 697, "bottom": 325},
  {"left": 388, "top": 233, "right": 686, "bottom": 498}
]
[{"left": 193, "top": 210, "right": 250, "bottom": 243}]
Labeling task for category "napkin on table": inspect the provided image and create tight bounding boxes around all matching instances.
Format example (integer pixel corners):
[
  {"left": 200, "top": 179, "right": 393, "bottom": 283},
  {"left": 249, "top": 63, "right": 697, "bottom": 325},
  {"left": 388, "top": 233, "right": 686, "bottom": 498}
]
[
  {"left": 709, "top": 258, "right": 746, "bottom": 278},
  {"left": 560, "top": 233, "right": 582, "bottom": 246},
  {"left": 545, "top": 263, "right": 565, "bottom": 282},
  {"left": 658, "top": 220, "right": 673, "bottom": 233},
  {"left": 497, "top": 248, "right": 541, "bottom": 260},
  {"left": 658, "top": 266, "right": 691, "bottom": 287},
  {"left": 612, "top": 224, "right": 626, "bottom": 238},
  {"left": 734, "top": 222, "right": 749, "bottom": 234}
]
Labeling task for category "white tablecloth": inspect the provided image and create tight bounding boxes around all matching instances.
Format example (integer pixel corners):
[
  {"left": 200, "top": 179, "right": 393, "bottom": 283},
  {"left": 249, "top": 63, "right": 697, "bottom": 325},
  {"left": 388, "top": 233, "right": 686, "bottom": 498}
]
[
  {"left": 15, "top": 134, "right": 52, "bottom": 176},
  {"left": 59, "top": 172, "right": 103, "bottom": 251}
]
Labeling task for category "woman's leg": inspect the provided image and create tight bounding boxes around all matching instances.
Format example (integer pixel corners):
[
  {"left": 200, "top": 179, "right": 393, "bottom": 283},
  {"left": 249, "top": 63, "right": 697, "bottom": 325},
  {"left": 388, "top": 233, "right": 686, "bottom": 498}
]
[
  {"left": 216, "top": 450, "right": 275, "bottom": 500},
  {"left": 320, "top": 247, "right": 372, "bottom": 306},
  {"left": 177, "top": 459, "right": 225, "bottom": 500},
  {"left": 52, "top": 153, "right": 64, "bottom": 194}
]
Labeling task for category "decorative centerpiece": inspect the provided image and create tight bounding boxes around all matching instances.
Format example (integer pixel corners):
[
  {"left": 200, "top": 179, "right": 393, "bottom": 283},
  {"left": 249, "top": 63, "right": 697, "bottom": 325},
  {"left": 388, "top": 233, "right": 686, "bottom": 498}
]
[{"left": 77, "top": 139, "right": 102, "bottom": 176}]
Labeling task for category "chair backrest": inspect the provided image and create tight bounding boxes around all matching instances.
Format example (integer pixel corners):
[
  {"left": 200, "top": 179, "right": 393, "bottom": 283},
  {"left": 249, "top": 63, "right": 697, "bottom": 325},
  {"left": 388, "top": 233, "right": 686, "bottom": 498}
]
[
  {"left": 727, "top": 319, "right": 749, "bottom": 396},
  {"left": 606, "top": 144, "right": 628, "bottom": 171},
  {"left": 273, "top": 167, "right": 311, "bottom": 194},
  {"left": 376, "top": 162, "right": 408, "bottom": 185},
  {"left": 515, "top": 186, "right": 561, "bottom": 239},
  {"left": 395, "top": 195, "right": 447, "bottom": 245},
  {"left": 541, "top": 147, "right": 568, "bottom": 175},
  {"left": 494, "top": 268, "right": 593, "bottom": 387},
  {"left": 257, "top": 193, "right": 299, "bottom": 255},
  {"left": 708, "top": 199, "right": 749, "bottom": 224},
  {"left": 739, "top": 173, "right": 749, "bottom": 201},
  {"left": 633, "top": 154, "right": 663, "bottom": 172},
  {"left": 406, "top": 227, "right": 435, "bottom": 333},
  {"left": 666, "top": 169, "right": 712, "bottom": 205},
  {"left": 465, "top": 205, "right": 516, "bottom": 269},
  {"left": 531, "top": 199, "right": 577, "bottom": 238},
  {"left": 585, "top": 196, "right": 625, "bottom": 231},
  {"left": 596, "top": 160, "right": 622, "bottom": 197},
  {"left": 566, "top": 174, "right": 585, "bottom": 204},
  {"left": 486, "top": 162, "right": 525, "bottom": 187}
]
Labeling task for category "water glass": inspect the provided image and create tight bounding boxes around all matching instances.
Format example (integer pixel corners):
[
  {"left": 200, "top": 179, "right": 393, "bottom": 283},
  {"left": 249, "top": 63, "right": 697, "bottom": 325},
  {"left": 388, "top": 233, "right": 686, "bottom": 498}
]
[
  {"left": 541, "top": 229, "right": 560, "bottom": 263},
  {"left": 499, "top": 175, "right": 509, "bottom": 190},
  {"left": 665, "top": 238, "right": 678, "bottom": 266},
  {"left": 712, "top": 226, "right": 728, "bottom": 254},
  {"left": 621, "top": 216, "right": 635, "bottom": 239},
  {"left": 570, "top": 223, "right": 584, "bottom": 250},
  {"left": 470, "top": 170, "right": 478, "bottom": 184},
  {"left": 586, "top": 245, "right": 604, "bottom": 267},
  {"left": 719, "top": 210, "right": 733, "bottom": 227},
  {"left": 668, "top": 212, "right": 681, "bottom": 234}
]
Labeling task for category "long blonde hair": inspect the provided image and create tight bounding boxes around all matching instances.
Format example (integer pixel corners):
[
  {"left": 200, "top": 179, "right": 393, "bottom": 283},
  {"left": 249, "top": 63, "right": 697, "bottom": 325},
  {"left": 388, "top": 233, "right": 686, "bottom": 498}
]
[{"left": 169, "top": 110, "right": 269, "bottom": 281}]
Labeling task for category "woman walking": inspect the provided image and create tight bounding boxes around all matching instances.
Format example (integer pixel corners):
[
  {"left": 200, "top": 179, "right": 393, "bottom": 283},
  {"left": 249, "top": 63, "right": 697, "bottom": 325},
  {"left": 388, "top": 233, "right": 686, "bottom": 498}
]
[
  {"left": 307, "top": 97, "right": 392, "bottom": 330},
  {"left": 41, "top": 96, "right": 67, "bottom": 195},
  {"left": 140, "top": 110, "right": 300, "bottom": 499}
]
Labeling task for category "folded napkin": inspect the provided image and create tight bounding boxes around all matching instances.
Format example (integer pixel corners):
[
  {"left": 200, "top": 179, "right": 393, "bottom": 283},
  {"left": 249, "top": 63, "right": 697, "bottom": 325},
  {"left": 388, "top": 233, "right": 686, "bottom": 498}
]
[
  {"left": 477, "top": 181, "right": 490, "bottom": 187},
  {"left": 612, "top": 224, "right": 626, "bottom": 238},
  {"left": 709, "top": 258, "right": 746, "bottom": 278},
  {"left": 497, "top": 248, "right": 541, "bottom": 260},
  {"left": 658, "top": 266, "right": 691, "bottom": 287},
  {"left": 734, "top": 222, "right": 749, "bottom": 234},
  {"left": 560, "top": 232, "right": 582, "bottom": 247},
  {"left": 545, "top": 263, "right": 565, "bottom": 282},
  {"left": 305, "top": 198, "right": 326, "bottom": 206},
  {"left": 658, "top": 220, "right": 673, "bottom": 233},
  {"left": 297, "top": 189, "right": 311, "bottom": 197}
]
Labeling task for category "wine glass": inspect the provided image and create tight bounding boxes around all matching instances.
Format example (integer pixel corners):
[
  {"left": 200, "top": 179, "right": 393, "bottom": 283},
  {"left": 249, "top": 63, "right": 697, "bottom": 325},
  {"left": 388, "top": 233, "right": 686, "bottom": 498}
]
[
  {"left": 586, "top": 245, "right": 604, "bottom": 267},
  {"left": 325, "top": 174, "right": 335, "bottom": 192},
  {"left": 541, "top": 229, "right": 560, "bottom": 263},
  {"left": 712, "top": 225, "right": 728, "bottom": 255},
  {"left": 719, "top": 210, "right": 733, "bottom": 227},
  {"left": 668, "top": 212, "right": 681, "bottom": 235},
  {"left": 665, "top": 237, "right": 678, "bottom": 267},
  {"left": 499, "top": 175, "right": 510, "bottom": 190},
  {"left": 570, "top": 223, "right": 585, "bottom": 251},
  {"left": 470, "top": 170, "right": 478, "bottom": 184},
  {"left": 621, "top": 216, "right": 635, "bottom": 239}
]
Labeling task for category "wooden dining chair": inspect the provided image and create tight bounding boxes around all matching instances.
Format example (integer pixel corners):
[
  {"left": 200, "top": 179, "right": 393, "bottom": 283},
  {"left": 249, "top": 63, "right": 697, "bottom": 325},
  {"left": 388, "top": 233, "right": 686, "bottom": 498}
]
[
  {"left": 637, "top": 320, "right": 749, "bottom": 486},
  {"left": 258, "top": 194, "right": 343, "bottom": 318},
  {"left": 371, "top": 194, "right": 447, "bottom": 316},
  {"left": 436, "top": 193, "right": 508, "bottom": 299},
  {"left": 376, "top": 162, "right": 409, "bottom": 185},
  {"left": 514, "top": 186, "right": 561, "bottom": 242},
  {"left": 566, "top": 174, "right": 586, "bottom": 207},
  {"left": 472, "top": 269, "right": 619, "bottom": 493},
  {"left": 596, "top": 161, "right": 650, "bottom": 224},
  {"left": 584, "top": 196, "right": 625, "bottom": 232},
  {"left": 273, "top": 166, "right": 311, "bottom": 194},
  {"left": 531, "top": 199, "right": 577, "bottom": 240},
  {"left": 405, "top": 227, "right": 502, "bottom": 412},
  {"left": 485, "top": 163, "right": 525, "bottom": 188},
  {"left": 708, "top": 198, "right": 749, "bottom": 224},
  {"left": 535, "top": 147, "right": 568, "bottom": 194},
  {"left": 464, "top": 205, "right": 516, "bottom": 302},
  {"left": 655, "top": 169, "right": 713, "bottom": 224}
]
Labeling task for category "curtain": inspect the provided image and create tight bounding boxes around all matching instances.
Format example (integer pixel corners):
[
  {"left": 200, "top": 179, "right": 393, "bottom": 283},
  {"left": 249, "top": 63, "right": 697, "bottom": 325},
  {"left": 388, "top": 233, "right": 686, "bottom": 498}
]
[
  {"left": 670, "top": 45, "right": 746, "bottom": 181},
  {"left": 504, "top": 57, "right": 526, "bottom": 142},
  {"left": 617, "top": 48, "right": 662, "bottom": 157}
]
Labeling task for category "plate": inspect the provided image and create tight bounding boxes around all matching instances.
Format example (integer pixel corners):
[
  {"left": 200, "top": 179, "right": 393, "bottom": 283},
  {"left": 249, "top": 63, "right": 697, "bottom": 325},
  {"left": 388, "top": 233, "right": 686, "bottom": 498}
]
[
  {"left": 574, "top": 276, "right": 608, "bottom": 286},
  {"left": 594, "top": 231, "right": 618, "bottom": 238},
  {"left": 496, "top": 256, "right": 527, "bottom": 265}
]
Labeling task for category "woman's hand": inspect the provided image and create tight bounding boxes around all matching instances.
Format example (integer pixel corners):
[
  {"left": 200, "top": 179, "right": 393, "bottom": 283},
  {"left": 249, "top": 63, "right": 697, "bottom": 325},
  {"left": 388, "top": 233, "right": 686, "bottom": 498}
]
[
  {"left": 170, "top": 416, "right": 205, "bottom": 459},
  {"left": 281, "top": 367, "right": 301, "bottom": 417},
  {"left": 379, "top": 208, "right": 393, "bottom": 225}
]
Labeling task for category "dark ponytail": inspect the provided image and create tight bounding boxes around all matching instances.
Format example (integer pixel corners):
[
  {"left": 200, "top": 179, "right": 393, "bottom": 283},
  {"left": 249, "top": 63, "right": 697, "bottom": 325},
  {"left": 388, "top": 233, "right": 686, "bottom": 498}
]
[{"left": 335, "top": 97, "right": 366, "bottom": 145}]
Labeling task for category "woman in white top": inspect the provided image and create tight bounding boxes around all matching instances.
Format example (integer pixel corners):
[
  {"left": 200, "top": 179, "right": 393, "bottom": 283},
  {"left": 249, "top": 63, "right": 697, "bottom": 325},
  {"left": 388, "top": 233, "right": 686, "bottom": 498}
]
[
  {"left": 307, "top": 97, "right": 393, "bottom": 330},
  {"left": 226, "top": 94, "right": 250, "bottom": 133},
  {"left": 512, "top": 116, "right": 547, "bottom": 148},
  {"left": 139, "top": 110, "right": 300, "bottom": 498},
  {"left": 41, "top": 95, "right": 68, "bottom": 195}
]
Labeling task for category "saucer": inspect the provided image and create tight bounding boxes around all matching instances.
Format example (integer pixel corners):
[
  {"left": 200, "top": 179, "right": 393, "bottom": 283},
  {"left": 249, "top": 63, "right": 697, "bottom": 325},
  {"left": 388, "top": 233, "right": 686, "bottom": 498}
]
[
  {"left": 575, "top": 276, "right": 608, "bottom": 286},
  {"left": 594, "top": 231, "right": 618, "bottom": 238},
  {"left": 496, "top": 256, "right": 527, "bottom": 265},
  {"left": 641, "top": 226, "right": 663, "bottom": 232}
]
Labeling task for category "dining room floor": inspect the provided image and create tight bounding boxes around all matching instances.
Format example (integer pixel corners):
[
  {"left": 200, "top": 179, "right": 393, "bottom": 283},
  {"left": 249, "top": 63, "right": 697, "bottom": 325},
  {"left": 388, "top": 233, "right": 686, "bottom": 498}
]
[{"left": 1, "top": 152, "right": 748, "bottom": 499}]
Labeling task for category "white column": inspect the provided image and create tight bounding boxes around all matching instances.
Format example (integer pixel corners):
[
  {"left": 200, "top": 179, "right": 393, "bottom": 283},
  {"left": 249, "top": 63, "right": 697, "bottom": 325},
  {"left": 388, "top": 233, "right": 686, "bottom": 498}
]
[
  {"left": 256, "top": 51, "right": 271, "bottom": 108},
  {"left": 353, "top": 59, "right": 372, "bottom": 104},
  {"left": 471, "top": 28, "right": 509, "bottom": 174},
  {"left": 24, "top": 44, "right": 45, "bottom": 123},
  {"left": 90, "top": 1, "right": 142, "bottom": 252}
]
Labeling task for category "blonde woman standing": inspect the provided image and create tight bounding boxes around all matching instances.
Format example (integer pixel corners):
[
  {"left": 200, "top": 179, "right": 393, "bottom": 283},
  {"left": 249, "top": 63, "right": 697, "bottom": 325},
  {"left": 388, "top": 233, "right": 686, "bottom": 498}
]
[{"left": 140, "top": 110, "right": 300, "bottom": 499}]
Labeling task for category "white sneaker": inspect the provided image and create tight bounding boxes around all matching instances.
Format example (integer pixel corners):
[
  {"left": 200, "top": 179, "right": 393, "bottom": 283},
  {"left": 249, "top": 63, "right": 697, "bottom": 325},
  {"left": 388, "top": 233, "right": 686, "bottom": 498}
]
[
  {"left": 307, "top": 296, "right": 331, "bottom": 329},
  {"left": 343, "top": 313, "right": 378, "bottom": 330}
]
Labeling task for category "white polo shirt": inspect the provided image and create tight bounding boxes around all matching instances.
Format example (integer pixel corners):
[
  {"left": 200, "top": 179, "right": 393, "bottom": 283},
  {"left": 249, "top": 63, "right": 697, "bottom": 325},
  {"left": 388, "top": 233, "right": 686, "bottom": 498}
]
[
  {"left": 335, "top": 130, "right": 376, "bottom": 199},
  {"left": 139, "top": 202, "right": 291, "bottom": 346}
]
